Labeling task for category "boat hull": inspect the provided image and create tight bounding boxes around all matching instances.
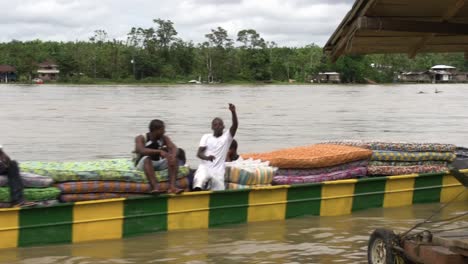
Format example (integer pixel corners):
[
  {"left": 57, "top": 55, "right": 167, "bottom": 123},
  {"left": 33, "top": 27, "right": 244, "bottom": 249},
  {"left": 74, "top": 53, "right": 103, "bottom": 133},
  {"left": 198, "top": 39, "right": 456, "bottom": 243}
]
[{"left": 1, "top": 170, "right": 467, "bottom": 249}]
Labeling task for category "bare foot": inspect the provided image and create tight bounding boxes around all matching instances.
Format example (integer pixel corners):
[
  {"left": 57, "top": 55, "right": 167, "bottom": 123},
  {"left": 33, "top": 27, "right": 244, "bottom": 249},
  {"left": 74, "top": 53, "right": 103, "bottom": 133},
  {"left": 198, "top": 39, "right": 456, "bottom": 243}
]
[
  {"left": 12, "top": 201, "right": 36, "bottom": 208},
  {"left": 167, "top": 187, "right": 184, "bottom": 194},
  {"left": 150, "top": 189, "right": 165, "bottom": 195}
]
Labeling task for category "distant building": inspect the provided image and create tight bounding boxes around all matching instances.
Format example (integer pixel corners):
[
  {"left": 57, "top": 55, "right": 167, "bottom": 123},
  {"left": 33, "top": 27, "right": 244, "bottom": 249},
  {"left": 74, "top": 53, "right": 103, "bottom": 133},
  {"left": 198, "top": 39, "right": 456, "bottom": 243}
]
[
  {"left": 430, "top": 65, "right": 455, "bottom": 82},
  {"left": 398, "top": 65, "right": 467, "bottom": 83},
  {"left": 37, "top": 60, "right": 60, "bottom": 81},
  {"left": 0, "top": 65, "right": 17, "bottom": 83},
  {"left": 398, "top": 71, "right": 432, "bottom": 83},
  {"left": 316, "top": 72, "right": 341, "bottom": 83}
]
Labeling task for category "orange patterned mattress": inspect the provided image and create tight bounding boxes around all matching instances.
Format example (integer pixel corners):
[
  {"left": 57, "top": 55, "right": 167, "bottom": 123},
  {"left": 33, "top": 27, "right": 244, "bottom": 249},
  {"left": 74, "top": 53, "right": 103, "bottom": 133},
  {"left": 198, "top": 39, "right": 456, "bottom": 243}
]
[{"left": 241, "top": 144, "right": 372, "bottom": 169}]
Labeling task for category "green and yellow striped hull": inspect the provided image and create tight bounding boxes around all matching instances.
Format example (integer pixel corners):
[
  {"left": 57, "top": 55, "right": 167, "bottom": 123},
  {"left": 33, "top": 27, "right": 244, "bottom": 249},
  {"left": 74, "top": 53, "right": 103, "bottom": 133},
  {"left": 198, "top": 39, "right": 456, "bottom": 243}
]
[{"left": 1, "top": 170, "right": 466, "bottom": 249}]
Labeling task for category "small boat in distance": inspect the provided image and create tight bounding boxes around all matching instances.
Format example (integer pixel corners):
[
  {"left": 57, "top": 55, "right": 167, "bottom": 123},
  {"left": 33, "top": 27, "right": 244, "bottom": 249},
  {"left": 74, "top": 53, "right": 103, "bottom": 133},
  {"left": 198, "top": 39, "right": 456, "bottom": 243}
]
[{"left": 32, "top": 78, "right": 43, "bottom": 84}]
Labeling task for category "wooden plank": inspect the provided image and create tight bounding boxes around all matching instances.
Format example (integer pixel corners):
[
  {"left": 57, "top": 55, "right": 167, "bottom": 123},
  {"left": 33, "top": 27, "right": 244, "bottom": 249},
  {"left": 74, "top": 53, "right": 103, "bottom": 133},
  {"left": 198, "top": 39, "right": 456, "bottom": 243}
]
[
  {"left": 347, "top": 45, "right": 467, "bottom": 54},
  {"left": 357, "top": 17, "right": 468, "bottom": 35},
  {"left": 409, "top": 0, "right": 466, "bottom": 57},
  {"left": 443, "top": 0, "right": 466, "bottom": 20},
  {"left": 352, "top": 36, "right": 422, "bottom": 46},
  {"left": 369, "top": 0, "right": 462, "bottom": 17},
  {"left": 324, "top": 0, "right": 468, "bottom": 59},
  {"left": 421, "top": 45, "right": 468, "bottom": 52},
  {"left": 352, "top": 35, "right": 468, "bottom": 45},
  {"left": 327, "top": 0, "right": 378, "bottom": 61}
]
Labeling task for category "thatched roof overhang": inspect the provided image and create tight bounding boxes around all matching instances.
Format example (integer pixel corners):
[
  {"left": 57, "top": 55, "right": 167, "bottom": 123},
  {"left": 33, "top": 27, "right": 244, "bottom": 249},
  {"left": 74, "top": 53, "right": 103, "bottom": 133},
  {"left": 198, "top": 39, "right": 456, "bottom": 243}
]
[{"left": 324, "top": 0, "right": 468, "bottom": 62}]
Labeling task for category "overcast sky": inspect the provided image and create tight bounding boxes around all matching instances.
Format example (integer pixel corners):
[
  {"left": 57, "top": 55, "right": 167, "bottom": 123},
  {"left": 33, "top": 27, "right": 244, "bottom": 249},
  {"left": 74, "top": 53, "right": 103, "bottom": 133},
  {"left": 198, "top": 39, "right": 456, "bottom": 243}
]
[{"left": 1, "top": 0, "right": 354, "bottom": 47}]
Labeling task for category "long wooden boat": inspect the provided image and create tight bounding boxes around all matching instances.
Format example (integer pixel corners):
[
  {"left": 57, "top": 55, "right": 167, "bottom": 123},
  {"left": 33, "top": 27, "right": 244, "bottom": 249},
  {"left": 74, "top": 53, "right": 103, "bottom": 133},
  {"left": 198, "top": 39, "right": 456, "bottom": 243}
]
[{"left": 1, "top": 169, "right": 466, "bottom": 250}]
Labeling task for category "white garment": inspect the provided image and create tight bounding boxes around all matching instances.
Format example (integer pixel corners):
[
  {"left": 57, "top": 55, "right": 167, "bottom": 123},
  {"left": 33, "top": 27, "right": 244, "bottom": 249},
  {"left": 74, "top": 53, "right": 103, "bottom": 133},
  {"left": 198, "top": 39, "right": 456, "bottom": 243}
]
[
  {"left": 199, "top": 130, "right": 233, "bottom": 174},
  {"left": 193, "top": 130, "right": 233, "bottom": 190},
  {"left": 193, "top": 166, "right": 225, "bottom": 190}
]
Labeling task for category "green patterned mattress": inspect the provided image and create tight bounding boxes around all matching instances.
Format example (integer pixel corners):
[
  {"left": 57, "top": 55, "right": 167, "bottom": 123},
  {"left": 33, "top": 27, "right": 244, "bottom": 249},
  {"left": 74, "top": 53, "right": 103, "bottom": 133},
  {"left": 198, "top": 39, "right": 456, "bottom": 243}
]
[
  {"left": 371, "top": 151, "right": 456, "bottom": 162},
  {"left": 20, "top": 159, "right": 190, "bottom": 183},
  {"left": 0, "top": 187, "right": 61, "bottom": 202}
]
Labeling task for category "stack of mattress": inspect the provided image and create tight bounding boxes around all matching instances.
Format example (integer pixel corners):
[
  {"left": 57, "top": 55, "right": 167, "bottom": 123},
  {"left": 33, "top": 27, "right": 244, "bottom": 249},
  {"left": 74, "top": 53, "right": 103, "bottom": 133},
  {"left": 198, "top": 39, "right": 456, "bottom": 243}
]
[
  {"left": 224, "top": 158, "right": 276, "bottom": 189},
  {"left": 20, "top": 159, "right": 190, "bottom": 202},
  {"left": 242, "top": 144, "right": 372, "bottom": 185},
  {"left": 0, "top": 172, "right": 59, "bottom": 207},
  {"left": 324, "top": 140, "right": 456, "bottom": 176}
]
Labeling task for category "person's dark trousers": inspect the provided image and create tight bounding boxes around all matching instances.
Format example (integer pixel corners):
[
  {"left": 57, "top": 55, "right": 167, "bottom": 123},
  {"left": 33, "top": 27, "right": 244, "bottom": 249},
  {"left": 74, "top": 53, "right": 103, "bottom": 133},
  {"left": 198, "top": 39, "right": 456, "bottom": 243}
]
[{"left": 7, "top": 161, "right": 24, "bottom": 204}]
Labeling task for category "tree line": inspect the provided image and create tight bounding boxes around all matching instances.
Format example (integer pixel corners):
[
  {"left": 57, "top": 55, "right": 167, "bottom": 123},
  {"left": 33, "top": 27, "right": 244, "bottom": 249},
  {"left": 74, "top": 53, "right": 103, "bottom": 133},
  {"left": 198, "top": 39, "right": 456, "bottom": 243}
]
[{"left": 0, "top": 19, "right": 466, "bottom": 84}]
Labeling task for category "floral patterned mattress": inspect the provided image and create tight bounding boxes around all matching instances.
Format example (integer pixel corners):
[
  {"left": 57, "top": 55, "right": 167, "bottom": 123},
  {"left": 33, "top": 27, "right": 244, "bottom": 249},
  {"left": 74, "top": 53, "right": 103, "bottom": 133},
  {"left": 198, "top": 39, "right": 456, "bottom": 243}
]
[{"left": 20, "top": 159, "right": 189, "bottom": 182}]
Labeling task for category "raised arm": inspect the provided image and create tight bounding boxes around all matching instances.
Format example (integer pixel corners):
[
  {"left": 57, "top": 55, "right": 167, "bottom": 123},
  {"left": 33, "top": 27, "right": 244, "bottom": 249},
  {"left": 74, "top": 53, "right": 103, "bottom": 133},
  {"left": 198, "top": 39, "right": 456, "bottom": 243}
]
[{"left": 229, "top": 103, "right": 238, "bottom": 137}]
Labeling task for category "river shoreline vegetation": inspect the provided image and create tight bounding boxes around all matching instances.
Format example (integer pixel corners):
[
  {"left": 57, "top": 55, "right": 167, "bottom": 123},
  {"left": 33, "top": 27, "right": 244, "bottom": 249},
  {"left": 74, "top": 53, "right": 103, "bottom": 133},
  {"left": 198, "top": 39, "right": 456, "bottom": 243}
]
[{"left": 1, "top": 19, "right": 467, "bottom": 84}]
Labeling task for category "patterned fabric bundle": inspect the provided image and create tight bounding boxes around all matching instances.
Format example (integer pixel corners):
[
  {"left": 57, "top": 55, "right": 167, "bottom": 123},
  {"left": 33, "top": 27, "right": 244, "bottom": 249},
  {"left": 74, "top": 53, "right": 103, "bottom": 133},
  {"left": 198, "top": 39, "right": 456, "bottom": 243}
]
[
  {"left": 273, "top": 167, "right": 367, "bottom": 185},
  {"left": 325, "top": 140, "right": 456, "bottom": 176},
  {"left": 0, "top": 187, "right": 61, "bottom": 202},
  {"left": 367, "top": 165, "right": 448, "bottom": 176},
  {"left": 20, "top": 159, "right": 190, "bottom": 182},
  {"left": 224, "top": 158, "right": 276, "bottom": 189},
  {"left": 55, "top": 178, "right": 189, "bottom": 194},
  {"left": 276, "top": 160, "right": 368, "bottom": 176},
  {"left": 368, "top": 161, "right": 447, "bottom": 166},
  {"left": 60, "top": 193, "right": 150, "bottom": 202},
  {"left": 0, "top": 172, "right": 54, "bottom": 187},
  {"left": 226, "top": 182, "right": 272, "bottom": 190},
  {"left": 371, "top": 151, "right": 456, "bottom": 162},
  {"left": 225, "top": 166, "right": 276, "bottom": 185},
  {"left": 242, "top": 144, "right": 372, "bottom": 169},
  {"left": 323, "top": 140, "right": 457, "bottom": 152}
]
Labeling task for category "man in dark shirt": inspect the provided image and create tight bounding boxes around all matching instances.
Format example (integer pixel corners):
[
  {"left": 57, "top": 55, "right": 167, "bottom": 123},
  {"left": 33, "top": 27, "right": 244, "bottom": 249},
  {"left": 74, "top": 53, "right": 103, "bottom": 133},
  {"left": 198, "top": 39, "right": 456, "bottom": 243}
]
[
  {"left": 226, "top": 139, "right": 240, "bottom": 162},
  {"left": 0, "top": 146, "right": 34, "bottom": 207},
  {"left": 134, "top": 120, "right": 184, "bottom": 194}
]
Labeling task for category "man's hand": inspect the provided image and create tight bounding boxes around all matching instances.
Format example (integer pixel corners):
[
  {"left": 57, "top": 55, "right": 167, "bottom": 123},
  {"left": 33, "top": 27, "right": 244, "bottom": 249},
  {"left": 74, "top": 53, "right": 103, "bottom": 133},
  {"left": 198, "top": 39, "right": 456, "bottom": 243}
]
[
  {"left": 207, "top": 155, "right": 216, "bottom": 162},
  {"left": 159, "top": 150, "right": 167, "bottom": 159},
  {"left": 229, "top": 103, "right": 236, "bottom": 112}
]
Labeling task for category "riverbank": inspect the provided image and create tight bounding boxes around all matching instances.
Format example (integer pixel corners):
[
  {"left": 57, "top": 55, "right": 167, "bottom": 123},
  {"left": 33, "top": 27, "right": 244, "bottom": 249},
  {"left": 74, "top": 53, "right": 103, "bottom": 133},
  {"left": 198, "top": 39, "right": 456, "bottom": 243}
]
[{"left": 2, "top": 79, "right": 332, "bottom": 86}]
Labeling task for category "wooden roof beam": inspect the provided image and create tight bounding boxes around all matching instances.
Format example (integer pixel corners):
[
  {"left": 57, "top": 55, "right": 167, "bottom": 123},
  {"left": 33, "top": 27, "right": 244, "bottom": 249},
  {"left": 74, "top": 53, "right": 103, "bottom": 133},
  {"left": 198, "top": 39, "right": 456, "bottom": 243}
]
[
  {"left": 326, "top": 0, "right": 378, "bottom": 62},
  {"left": 409, "top": 0, "right": 466, "bottom": 57},
  {"left": 409, "top": 34, "right": 434, "bottom": 58},
  {"left": 357, "top": 17, "right": 468, "bottom": 35},
  {"left": 442, "top": 0, "right": 466, "bottom": 21}
]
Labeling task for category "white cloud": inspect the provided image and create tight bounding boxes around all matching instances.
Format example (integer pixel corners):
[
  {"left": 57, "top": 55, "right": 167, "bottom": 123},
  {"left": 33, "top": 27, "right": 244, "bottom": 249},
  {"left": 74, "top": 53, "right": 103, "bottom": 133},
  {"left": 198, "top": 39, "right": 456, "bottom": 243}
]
[{"left": 0, "top": 0, "right": 353, "bottom": 46}]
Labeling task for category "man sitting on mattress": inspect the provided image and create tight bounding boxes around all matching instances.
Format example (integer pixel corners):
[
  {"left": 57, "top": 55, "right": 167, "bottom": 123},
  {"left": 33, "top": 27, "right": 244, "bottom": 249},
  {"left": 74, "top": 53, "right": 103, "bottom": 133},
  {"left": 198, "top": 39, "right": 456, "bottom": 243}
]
[
  {"left": 134, "top": 120, "right": 184, "bottom": 194},
  {"left": 193, "top": 103, "right": 238, "bottom": 191},
  {"left": 0, "top": 146, "right": 35, "bottom": 207}
]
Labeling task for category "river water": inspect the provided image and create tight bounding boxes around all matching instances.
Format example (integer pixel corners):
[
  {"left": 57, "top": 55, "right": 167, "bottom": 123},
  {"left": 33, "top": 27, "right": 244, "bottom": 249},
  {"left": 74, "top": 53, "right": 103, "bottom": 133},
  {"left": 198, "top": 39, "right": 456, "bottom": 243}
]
[{"left": 0, "top": 83, "right": 467, "bottom": 263}]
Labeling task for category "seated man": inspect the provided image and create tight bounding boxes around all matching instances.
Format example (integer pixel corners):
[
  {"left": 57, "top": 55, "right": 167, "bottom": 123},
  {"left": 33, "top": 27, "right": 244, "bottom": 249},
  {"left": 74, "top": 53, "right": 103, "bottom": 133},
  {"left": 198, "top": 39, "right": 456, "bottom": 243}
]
[
  {"left": 134, "top": 120, "right": 184, "bottom": 194},
  {"left": 0, "top": 146, "right": 34, "bottom": 207},
  {"left": 193, "top": 103, "right": 238, "bottom": 191},
  {"left": 226, "top": 139, "right": 240, "bottom": 162}
]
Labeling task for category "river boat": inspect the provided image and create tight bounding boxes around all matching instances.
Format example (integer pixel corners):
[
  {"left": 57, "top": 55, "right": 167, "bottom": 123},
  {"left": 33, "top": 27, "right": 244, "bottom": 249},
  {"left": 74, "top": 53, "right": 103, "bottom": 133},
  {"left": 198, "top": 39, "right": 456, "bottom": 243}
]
[{"left": 0, "top": 168, "right": 466, "bottom": 250}]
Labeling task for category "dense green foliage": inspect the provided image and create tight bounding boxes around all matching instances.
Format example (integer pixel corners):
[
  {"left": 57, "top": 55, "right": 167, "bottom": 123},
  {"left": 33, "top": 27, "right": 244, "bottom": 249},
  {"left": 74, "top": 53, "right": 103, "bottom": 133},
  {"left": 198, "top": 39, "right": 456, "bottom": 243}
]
[{"left": 0, "top": 19, "right": 466, "bottom": 84}]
